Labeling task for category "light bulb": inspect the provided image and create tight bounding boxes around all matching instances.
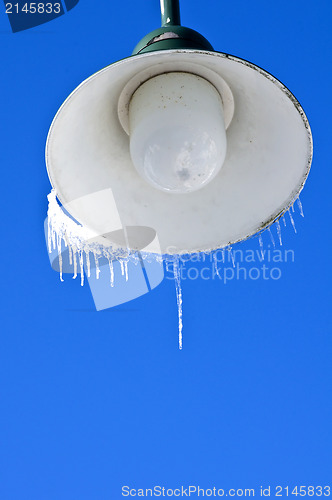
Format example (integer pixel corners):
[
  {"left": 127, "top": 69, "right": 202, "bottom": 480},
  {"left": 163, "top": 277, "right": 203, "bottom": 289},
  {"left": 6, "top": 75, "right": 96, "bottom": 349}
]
[{"left": 128, "top": 72, "right": 227, "bottom": 194}]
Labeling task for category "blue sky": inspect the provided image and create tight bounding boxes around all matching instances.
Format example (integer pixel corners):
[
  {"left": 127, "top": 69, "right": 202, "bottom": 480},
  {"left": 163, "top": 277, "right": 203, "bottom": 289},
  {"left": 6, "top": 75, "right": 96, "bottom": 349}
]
[{"left": 0, "top": 1, "right": 331, "bottom": 498}]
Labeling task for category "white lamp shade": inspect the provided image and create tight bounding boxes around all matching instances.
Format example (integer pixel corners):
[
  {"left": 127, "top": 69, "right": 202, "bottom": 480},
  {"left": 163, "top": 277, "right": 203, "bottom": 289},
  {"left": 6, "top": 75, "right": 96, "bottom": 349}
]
[{"left": 46, "top": 50, "right": 313, "bottom": 255}]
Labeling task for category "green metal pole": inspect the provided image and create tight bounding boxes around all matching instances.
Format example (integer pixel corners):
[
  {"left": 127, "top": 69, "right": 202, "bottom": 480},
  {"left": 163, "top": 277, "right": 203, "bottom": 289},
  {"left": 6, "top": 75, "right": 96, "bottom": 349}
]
[
  {"left": 132, "top": 0, "right": 213, "bottom": 54},
  {"left": 160, "top": 0, "right": 181, "bottom": 26}
]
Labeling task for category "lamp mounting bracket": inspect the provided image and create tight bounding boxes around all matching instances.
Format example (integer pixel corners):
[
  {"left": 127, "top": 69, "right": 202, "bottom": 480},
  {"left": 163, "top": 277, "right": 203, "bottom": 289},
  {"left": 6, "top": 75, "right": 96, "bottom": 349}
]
[{"left": 132, "top": 0, "right": 214, "bottom": 55}]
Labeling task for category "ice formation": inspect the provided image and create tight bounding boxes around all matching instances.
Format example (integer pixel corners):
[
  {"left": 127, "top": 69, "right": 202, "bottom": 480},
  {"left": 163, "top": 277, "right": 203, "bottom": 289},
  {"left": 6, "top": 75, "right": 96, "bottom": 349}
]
[{"left": 47, "top": 190, "right": 305, "bottom": 349}]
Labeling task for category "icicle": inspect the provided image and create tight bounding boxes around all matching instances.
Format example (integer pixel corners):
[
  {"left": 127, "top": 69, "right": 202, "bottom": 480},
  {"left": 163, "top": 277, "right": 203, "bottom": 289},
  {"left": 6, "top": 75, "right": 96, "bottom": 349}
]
[
  {"left": 297, "top": 197, "right": 304, "bottom": 217},
  {"left": 288, "top": 210, "right": 297, "bottom": 233},
  {"left": 47, "top": 189, "right": 139, "bottom": 285},
  {"left": 72, "top": 249, "right": 78, "bottom": 279},
  {"left": 258, "top": 234, "right": 264, "bottom": 260},
  {"left": 291, "top": 203, "right": 295, "bottom": 212},
  {"left": 213, "top": 252, "right": 221, "bottom": 278},
  {"left": 104, "top": 254, "right": 114, "bottom": 287},
  {"left": 110, "top": 258, "right": 114, "bottom": 287},
  {"left": 166, "top": 259, "right": 173, "bottom": 273},
  {"left": 173, "top": 257, "right": 183, "bottom": 350},
  {"left": 228, "top": 246, "right": 235, "bottom": 267},
  {"left": 57, "top": 233, "right": 64, "bottom": 282},
  {"left": 47, "top": 217, "right": 52, "bottom": 254},
  {"left": 93, "top": 251, "right": 100, "bottom": 279},
  {"left": 85, "top": 250, "right": 91, "bottom": 278},
  {"left": 51, "top": 224, "right": 56, "bottom": 251},
  {"left": 268, "top": 227, "right": 275, "bottom": 248},
  {"left": 63, "top": 232, "right": 69, "bottom": 250},
  {"left": 79, "top": 250, "right": 84, "bottom": 286},
  {"left": 282, "top": 214, "right": 287, "bottom": 227},
  {"left": 276, "top": 220, "right": 282, "bottom": 246},
  {"left": 68, "top": 241, "right": 73, "bottom": 266}
]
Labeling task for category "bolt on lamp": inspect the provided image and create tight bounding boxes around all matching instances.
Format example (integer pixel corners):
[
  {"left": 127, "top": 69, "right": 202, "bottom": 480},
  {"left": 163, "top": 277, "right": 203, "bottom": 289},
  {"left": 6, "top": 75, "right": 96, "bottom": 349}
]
[{"left": 46, "top": 0, "right": 313, "bottom": 256}]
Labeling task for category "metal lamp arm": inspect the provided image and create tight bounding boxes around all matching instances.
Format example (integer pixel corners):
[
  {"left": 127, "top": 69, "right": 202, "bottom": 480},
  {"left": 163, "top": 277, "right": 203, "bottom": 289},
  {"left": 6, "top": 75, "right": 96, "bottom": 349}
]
[
  {"left": 132, "top": 0, "right": 213, "bottom": 54},
  {"left": 160, "top": 0, "right": 181, "bottom": 26}
]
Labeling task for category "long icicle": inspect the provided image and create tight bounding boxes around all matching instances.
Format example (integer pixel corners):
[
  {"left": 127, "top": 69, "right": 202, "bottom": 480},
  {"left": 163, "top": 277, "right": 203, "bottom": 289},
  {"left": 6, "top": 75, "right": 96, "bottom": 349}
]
[{"left": 173, "top": 257, "right": 183, "bottom": 350}]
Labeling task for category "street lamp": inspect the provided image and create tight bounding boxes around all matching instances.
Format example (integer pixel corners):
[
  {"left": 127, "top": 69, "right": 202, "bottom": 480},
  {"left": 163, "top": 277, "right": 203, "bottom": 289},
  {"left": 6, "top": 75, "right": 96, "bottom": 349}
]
[{"left": 46, "top": 0, "right": 312, "bottom": 256}]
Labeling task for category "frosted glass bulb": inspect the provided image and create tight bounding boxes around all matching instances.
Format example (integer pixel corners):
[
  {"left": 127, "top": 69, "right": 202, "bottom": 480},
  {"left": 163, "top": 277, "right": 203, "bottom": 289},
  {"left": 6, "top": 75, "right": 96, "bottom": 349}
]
[{"left": 129, "top": 72, "right": 227, "bottom": 194}]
